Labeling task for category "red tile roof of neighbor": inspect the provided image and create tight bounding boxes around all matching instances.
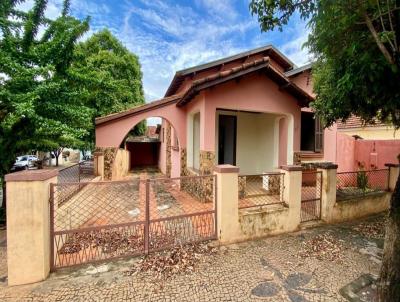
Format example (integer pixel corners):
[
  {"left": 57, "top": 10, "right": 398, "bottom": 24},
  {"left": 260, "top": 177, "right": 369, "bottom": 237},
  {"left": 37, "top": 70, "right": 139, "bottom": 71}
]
[
  {"left": 337, "top": 115, "right": 388, "bottom": 129},
  {"left": 95, "top": 55, "right": 314, "bottom": 126}
]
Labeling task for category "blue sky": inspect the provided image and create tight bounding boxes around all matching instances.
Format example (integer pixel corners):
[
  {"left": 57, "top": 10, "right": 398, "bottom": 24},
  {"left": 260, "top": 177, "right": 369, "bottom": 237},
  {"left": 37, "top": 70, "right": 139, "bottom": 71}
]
[{"left": 18, "top": 0, "right": 311, "bottom": 102}]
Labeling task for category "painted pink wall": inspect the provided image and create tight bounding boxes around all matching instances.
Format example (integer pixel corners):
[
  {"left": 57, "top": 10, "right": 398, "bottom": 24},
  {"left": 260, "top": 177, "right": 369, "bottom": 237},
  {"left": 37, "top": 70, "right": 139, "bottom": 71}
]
[
  {"left": 171, "top": 148, "right": 180, "bottom": 178},
  {"left": 336, "top": 133, "right": 400, "bottom": 172},
  {"left": 336, "top": 133, "right": 356, "bottom": 172},
  {"left": 354, "top": 140, "right": 400, "bottom": 169},
  {"left": 170, "top": 127, "right": 181, "bottom": 178},
  {"left": 96, "top": 102, "right": 187, "bottom": 148},
  {"left": 158, "top": 119, "right": 167, "bottom": 174},
  {"left": 200, "top": 73, "right": 301, "bottom": 155},
  {"left": 279, "top": 117, "right": 288, "bottom": 166},
  {"left": 323, "top": 125, "right": 337, "bottom": 163},
  {"left": 157, "top": 120, "right": 182, "bottom": 177},
  {"left": 290, "top": 71, "right": 314, "bottom": 97}
]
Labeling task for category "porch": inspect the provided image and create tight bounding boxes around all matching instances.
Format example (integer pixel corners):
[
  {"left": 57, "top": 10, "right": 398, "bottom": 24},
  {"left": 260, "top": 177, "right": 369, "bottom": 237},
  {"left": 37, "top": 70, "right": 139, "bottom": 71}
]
[{"left": 186, "top": 108, "right": 295, "bottom": 176}]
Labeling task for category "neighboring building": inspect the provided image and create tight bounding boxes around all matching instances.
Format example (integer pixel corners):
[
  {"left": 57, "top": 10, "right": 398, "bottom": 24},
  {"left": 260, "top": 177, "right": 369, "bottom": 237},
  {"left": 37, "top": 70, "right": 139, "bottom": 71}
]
[
  {"left": 335, "top": 117, "right": 400, "bottom": 172},
  {"left": 124, "top": 125, "right": 161, "bottom": 168},
  {"left": 337, "top": 116, "right": 400, "bottom": 140},
  {"left": 94, "top": 45, "right": 399, "bottom": 177}
]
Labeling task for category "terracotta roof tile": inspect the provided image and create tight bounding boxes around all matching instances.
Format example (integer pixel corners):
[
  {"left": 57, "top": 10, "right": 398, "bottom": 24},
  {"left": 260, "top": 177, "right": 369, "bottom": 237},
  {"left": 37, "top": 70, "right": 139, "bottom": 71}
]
[{"left": 337, "top": 115, "right": 387, "bottom": 129}]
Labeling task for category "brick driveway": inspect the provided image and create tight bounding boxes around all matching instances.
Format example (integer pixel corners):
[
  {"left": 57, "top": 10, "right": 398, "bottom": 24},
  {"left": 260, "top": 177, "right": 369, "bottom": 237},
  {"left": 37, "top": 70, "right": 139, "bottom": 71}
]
[{"left": 0, "top": 214, "right": 384, "bottom": 302}]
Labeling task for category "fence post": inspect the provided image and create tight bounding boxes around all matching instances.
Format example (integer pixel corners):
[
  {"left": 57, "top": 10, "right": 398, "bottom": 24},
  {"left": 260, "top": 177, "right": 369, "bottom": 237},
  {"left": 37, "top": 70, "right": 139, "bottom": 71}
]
[
  {"left": 5, "top": 169, "right": 58, "bottom": 286},
  {"left": 385, "top": 163, "right": 400, "bottom": 191},
  {"left": 93, "top": 151, "right": 104, "bottom": 180},
  {"left": 144, "top": 179, "right": 150, "bottom": 255},
  {"left": 317, "top": 163, "right": 338, "bottom": 223},
  {"left": 280, "top": 165, "right": 302, "bottom": 229},
  {"left": 214, "top": 165, "right": 240, "bottom": 244}
]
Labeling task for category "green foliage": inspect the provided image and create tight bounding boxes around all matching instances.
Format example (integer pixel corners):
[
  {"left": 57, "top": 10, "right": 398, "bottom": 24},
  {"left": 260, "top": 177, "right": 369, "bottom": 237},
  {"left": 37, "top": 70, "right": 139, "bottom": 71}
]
[
  {"left": 71, "top": 29, "right": 146, "bottom": 139},
  {"left": 0, "top": 0, "right": 92, "bottom": 176},
  {"left": 356, "top": 170, "right": 368, "bottom": 192},
  {"left": 249, "top": 0, "right": 317, "bottom": 32},
  {"left": 0, "top": 1, "right": 146, "bottom": 178},
  {"left": 249, "top": 0, "right": 400, "bottom": 128},
  {"left": 250, "top": 3, "right": 400, "bottom": 299}
]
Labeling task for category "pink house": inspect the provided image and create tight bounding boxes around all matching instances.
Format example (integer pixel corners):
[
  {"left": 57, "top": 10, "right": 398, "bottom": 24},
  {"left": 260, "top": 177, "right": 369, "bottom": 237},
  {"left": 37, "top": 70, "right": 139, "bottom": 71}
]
[{"left": 95, "top": 45, "right": 392, "bottom": 178}]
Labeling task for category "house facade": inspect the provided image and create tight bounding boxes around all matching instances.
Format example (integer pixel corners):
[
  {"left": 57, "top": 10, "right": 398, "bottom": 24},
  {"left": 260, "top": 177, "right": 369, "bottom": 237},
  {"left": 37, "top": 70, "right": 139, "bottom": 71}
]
[{"left": 95, "top": 46, "right": 346, "bottom": 178}]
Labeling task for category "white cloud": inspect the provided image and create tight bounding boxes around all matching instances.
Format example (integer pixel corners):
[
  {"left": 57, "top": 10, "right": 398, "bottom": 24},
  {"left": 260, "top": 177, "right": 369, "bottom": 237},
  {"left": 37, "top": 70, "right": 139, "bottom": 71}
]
[
  {"left": 272, "top": 14, "right": 313, "bottom": 67},
  {"left": 16, "top": 0, "right": 63, "bottom": 19},
  {"left": 119, "top": 1, "right": 256, "bottom": 101},
  {"left": 147, "top": 117, "right": 162, "bottom": 126},
  {"left": 16, "top": 0, "right": 312, "bottom": 102},
  {"left": 196, "top": 0, "right": 238, "bottom": 20}
]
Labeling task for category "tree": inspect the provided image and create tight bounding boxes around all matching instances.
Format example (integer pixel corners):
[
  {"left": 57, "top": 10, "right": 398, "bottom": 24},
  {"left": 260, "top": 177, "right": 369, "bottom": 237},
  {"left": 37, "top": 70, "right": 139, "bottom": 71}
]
[
  {"left": 70, "top": 29, "right": 146, "bottom": 147},
  {"left": 250, "top": 1, "right": 400, "bottom": 301},
  {"left": 0, "top": 0, "right": 92, "bottom": 201}
]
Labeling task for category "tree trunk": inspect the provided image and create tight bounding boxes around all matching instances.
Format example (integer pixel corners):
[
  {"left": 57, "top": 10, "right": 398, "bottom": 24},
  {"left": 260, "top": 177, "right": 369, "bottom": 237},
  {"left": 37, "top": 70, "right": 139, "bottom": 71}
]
[
  {"left": 55, "top": 153, "right": 59, "bottom": 166},
  {"left": 379, "top": 173, "right": 400, "bottom": 301},
  {"left": 1, "top": 180, "right": 6, "bottom": 221}
]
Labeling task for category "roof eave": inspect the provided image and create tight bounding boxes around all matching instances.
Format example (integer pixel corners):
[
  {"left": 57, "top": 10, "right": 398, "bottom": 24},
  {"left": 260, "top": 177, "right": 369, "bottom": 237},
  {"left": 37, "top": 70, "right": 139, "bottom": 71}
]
[
  {"left": 176, "top": 62, "right": 314, "bottom": 108},
  {"left": 165, "top": 45, "right": 295, "bottom": 97},
  {"left": 95, "top": 95, "right": 182, "bottom": 126}
]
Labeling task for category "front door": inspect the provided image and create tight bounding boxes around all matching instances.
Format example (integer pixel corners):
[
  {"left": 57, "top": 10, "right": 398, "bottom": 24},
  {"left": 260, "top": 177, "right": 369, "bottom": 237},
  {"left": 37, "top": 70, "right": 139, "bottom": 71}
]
[{"left": 218, "top": 115, "right": 237, "bottom": 165}]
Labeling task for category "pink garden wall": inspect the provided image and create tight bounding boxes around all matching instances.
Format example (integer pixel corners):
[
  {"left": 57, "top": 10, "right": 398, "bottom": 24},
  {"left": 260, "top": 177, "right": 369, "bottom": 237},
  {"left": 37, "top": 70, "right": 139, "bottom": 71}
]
[{"left": 336, "top": 132, "right": 400, "bottom": 172}]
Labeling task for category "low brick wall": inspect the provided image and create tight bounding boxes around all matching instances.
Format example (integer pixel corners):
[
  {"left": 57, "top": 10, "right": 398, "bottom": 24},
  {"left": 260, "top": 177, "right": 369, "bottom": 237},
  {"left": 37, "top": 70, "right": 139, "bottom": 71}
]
[{"left": 330, "top": 192, "right": 390, "bottom": 223}]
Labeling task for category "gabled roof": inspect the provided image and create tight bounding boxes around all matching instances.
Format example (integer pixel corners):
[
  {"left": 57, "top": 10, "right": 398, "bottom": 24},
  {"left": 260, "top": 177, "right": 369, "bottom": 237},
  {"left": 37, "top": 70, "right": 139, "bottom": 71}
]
[
  {"left": 177, "top": 56, "right": 313, "bottom": 107},
  {"left": 285, "top": 63, "right": 313, "bottom": 77},
  {"left": 165, "top": 45, "right": 295, "bottom": 97},
  {"left": 96, "top": 49, "right": 314, "bottom": 126}
]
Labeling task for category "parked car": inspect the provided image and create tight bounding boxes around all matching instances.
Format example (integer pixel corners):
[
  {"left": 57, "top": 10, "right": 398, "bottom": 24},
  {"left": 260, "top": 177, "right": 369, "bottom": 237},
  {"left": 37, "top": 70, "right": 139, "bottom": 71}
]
[{"left": 11, "top": 155, "right": 38, "bottom": 171}]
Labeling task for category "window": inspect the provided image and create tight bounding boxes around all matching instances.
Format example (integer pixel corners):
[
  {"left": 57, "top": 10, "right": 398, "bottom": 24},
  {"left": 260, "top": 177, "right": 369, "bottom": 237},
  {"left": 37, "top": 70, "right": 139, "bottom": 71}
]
[
  {"left": 300, "top": 111, "right": 323, "bottom": 152},
  {"left": 314, "top": 117, "right": 323, "bottom": 152}
]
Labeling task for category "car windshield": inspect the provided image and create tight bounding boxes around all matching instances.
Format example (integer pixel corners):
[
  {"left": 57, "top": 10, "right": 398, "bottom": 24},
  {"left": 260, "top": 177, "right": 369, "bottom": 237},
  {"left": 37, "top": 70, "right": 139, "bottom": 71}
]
[{"left": 20, "top": 156, "right": 28, "bottom": 161}]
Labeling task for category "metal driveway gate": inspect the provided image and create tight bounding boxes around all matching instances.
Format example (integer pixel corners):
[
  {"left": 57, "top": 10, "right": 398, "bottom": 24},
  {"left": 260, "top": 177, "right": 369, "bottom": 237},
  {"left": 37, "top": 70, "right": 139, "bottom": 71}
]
[
  {"left": 50, "top": 175, "right": 216, "bottom": 270},
  {"left": 300, "top": 171, "right": 322, "bottom": 222}
]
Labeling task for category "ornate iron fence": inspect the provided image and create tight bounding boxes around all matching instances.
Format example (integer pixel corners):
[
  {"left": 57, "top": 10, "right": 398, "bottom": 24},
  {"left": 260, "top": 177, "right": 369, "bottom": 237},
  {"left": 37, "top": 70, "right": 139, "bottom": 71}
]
[
  {"left": 238, "top": 173, "right": 285, "bottom": 210},
  {"left": 336, "top": 169, "right": 389, "bottom": 201},
  {"left": 50, "top": 175, "right": 216, "bottom": 270}
]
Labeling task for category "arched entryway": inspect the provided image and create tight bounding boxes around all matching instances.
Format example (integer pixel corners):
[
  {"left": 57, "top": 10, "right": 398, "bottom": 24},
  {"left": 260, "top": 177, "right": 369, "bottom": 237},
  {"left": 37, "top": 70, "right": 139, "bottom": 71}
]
[
  {"left": 120, "top": 116, "right": 182, "bottom": 178},
  {"left": 96, "top": 99, "right": 186, "bottom": 179}
]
